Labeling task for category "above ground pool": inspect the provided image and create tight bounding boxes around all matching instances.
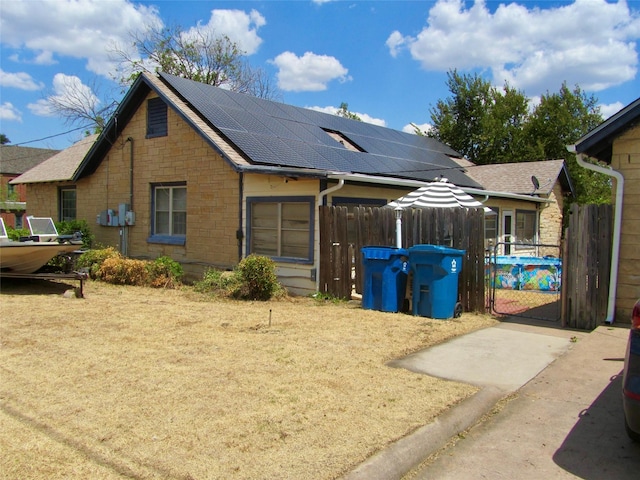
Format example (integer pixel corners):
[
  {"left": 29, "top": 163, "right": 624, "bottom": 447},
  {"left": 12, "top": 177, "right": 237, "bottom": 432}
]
[{"left": 487, "top": 255, "right": 562, "bottom": 291}]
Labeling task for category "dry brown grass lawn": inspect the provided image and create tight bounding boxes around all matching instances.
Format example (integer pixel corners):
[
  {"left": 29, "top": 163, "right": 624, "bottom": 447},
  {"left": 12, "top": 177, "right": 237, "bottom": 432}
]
[{"left": 0, "top": 279, "right": 497, "bottom": 480}]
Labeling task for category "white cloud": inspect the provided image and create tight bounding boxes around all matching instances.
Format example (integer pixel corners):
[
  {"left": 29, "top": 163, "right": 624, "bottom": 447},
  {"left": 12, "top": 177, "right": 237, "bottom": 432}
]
[
  {"left": 27, "top": 73, "right": 99, "bottom": 117},
  {"left": 599, "top": 101, "right": 626, "bottom": 120},
  {"left": 271, "top": 51, "right": 351, "bottom": 92},
  {"left": 27, "top": 98, "right": 55, "bottom": 117},
  {"left": 386, "top": 31, "right": 407, "bottom": 58},
  {"left": 0, "top": 102, "right": 22, "bottom": 122},
  {"left": 388, "top": 0, "right": 640, "bottom": 94},
  {"left": 403, "top": 122, "right": 433, "bottom": 135},
  {"left": 0, "top": 69, "right": 44, "bottom": 90},
  {"left": 187, "top": 9, "right": 266, "bottom": 55},
  {"left": 306, "top": 105, "right": 386, "bottom": 127},
  {"left": 353, "top": 112, "right": 386, "bottom": 127},
  {"left": 0, "top": 0, "right": 162, "bottom": 77}
]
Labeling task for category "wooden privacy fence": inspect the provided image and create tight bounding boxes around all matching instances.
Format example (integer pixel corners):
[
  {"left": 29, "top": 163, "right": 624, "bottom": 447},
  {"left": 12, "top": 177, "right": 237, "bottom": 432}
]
[
  {"left": 319, "top": 205, "right": 486, "bottom": 313},
  {"left": 562, "top": 203, "right": 613, "bottom": 330}
]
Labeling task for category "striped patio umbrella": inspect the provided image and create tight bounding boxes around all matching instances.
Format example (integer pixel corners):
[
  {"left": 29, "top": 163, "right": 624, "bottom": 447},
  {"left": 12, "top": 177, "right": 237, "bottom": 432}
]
[
  {"left": 388, "top": 178, "right": 491, "bottom": 247},
  {"left": 388, "top": 178, "right": 490, "bottom": 210}
]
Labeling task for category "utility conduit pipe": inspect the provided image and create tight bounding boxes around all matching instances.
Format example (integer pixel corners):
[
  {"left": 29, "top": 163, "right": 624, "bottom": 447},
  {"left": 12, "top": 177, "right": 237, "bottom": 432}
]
[{"left": 316, "top": 179, "right": 345, "bottom": 291}]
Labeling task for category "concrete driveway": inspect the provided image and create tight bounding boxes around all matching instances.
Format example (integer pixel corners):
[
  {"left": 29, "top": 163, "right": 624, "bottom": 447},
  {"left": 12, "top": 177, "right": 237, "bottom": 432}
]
[{"left": 342, "top": 322, "right": 640, "bottom": 480}]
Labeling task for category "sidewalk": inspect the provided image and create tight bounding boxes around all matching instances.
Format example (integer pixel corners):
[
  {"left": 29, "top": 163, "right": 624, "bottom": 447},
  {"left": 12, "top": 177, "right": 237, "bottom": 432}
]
[{"left": 342, "top": 322, "right": 635, "bottom": 480}]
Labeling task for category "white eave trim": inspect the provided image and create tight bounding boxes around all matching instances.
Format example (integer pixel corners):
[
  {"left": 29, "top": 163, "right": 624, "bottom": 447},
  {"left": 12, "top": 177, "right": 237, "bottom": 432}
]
[{"left": 326, "top": 172, "right": 551, "bottom": 204}]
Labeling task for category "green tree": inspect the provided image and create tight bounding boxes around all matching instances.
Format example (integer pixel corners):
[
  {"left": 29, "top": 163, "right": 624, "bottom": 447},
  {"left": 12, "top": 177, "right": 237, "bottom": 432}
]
[
  {"left": 479, "top": 84, "right": 532, "bottom": 164},
  {"left": 429, "top": 70, "right": 493, "bottom": 164},
  {"left": 525, "top": 84, "right": 609, "bottom": 203},
  {"left": 429, "top": 70, "right": 610, "bottom": 204},
  {"left": 0, "top": 134, "right": 10, "bottom": 145},
  {"left": 335, "top": 102, "right": 361, "bottom": 121}
]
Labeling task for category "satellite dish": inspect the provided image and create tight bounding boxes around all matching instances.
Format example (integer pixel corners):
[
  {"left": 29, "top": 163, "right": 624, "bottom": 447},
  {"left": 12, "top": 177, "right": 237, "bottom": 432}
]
[{"left": 531, "top": 175, "right": 540, "bottom": 191}]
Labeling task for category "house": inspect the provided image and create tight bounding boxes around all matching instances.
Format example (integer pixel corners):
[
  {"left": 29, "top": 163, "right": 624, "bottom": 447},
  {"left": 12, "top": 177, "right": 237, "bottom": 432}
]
[
  {"left": 13, "top": 72, "right": 487, "bottom": 294},
  {"left": 463, "top": 159, "right": 574, "bottom": 257},
  {"left": 9, "top": 135, "right": 98, "bottom": 224},
  {"left": 572, "top": 97, "right": 640, "bottom": 322},
  {"left": 0, "top": 145, "right": 59, "bottom": 228},
  {"left": 12, "top": 72, "right": 569, "bottom": 295}
]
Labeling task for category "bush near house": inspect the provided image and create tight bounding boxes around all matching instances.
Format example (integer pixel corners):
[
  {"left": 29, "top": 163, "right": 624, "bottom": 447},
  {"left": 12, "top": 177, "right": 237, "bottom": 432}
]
[
  {"left": 55, "top": 219, "right": 94, "bottom": 249},
  {"left": 76, "top": 249, "right": 183, "bottom": 288},
  {"left": 76, "top": 247, "right": 121, "bottom": 279},
  {"left": 146, "top": 256, "right": 184, "bottom": 288},
  {"left": 76, "top": 249, "right": 282, "bottom": 299},
  {"left": 233, "top": 254, "right": 281, "bottom": 300},
  {"left": 5, "top": 226, "right": 30, "bottom": 241},
  {"left": 194, "top": 254, "right": 285, "bottom": 301}
]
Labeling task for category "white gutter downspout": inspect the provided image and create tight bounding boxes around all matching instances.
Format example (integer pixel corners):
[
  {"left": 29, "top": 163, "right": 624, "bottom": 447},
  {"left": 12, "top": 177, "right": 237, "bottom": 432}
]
[
  {"left": 568, "top": 145, "right": 623, "bottom": 324},
  {"left": 316, "top": 179, "right": 345, "bottom": 291}
]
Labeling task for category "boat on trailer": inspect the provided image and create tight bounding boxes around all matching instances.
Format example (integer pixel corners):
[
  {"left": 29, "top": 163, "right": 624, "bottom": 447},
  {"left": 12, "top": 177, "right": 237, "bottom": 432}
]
[{"left": 0, "top": 217, "right": 83, "bottom": 274}]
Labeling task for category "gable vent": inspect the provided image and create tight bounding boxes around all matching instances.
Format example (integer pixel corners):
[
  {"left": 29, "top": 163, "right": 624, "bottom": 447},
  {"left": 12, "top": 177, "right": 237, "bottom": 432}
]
[{"left": 147, "top": 97, "right": 168, "bottom": 138}]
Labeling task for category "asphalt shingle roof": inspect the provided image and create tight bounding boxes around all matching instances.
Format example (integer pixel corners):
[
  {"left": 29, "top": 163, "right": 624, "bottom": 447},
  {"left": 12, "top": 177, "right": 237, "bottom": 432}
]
[
  {"left": 0, "top": 145, "right": 59, "bottom": 175},
  {"left": 10, "top": 135, "right": 97, "bottom": 184},
  {"left": 464, "top": 159, "right": 569, "bottom": 195}
]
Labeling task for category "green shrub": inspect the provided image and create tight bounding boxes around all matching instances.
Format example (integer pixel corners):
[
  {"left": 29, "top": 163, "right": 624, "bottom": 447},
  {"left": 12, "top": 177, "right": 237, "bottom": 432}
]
[
  {"left": 147, "top": 256, "right": 183, "bottom": 288},
  {"left": 76, "top": 247, "right": 121, "bottom": 279},
  {"left": 55, "top": 219, "right": 94, "bottom": 249},
  {"left": 193, "top": 268, "right": 240, "bottom": 295},
  {"left": 232, "top": 254, "right": 280, "bottom": 301},
  {"left": 97, "top": 257, "right": 148, "bottom": 286},
  {"left": 310, "top": 291, "right": 346, "bottom": 305},
  {"left": 6, "top": 226, "right": 30, "bottom": 241}
]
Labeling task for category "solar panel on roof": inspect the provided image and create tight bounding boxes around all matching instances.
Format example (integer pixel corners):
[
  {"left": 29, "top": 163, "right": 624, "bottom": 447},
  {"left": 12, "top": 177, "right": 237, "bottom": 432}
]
[
  {"left": 158, "top": 72, "right": 482, "bottom": 188},
  {"left": 197, "top": 103, "right": 245, "bottom": 131},
  {"left": 256, "top": 135, "right": 315, "bottom": 168}
]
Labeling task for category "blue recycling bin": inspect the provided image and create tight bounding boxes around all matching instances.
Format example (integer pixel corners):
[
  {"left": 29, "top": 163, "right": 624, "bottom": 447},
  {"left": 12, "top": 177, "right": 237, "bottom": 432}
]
[
  {"left": 409, "top": 244, "right": 465, "bottom": 319},
  {"left": 361, "top": 246, "right": 409, "bottom": 312}
]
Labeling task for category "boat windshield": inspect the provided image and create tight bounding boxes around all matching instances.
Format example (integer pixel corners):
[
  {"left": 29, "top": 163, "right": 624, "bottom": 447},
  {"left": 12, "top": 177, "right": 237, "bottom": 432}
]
[{"left": 27, "top": 217, "right": 59, "bottom": 242}]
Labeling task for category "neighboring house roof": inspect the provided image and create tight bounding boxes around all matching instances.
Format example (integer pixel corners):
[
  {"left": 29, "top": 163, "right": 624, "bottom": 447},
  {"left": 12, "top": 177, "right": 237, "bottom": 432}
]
[
  {"left": 464, "top": 159, "right": 574, "bottom": 197},
  {"left": 0, "top": 145, "right": 59, "bottom": 175},
  {"left": 77, "top": 72, "right": 483, "bottom": 189},
  {"left": 575, "top": 97, "right": 640, "bottom": 163},
  {"left": 10, "top": 134, "right": 98, "bottom": 184}
]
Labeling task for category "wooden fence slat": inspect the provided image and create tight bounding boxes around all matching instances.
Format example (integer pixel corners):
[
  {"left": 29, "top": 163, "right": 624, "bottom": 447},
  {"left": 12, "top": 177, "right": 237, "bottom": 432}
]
[{"left": 562, "top": 203, "right": 613, "bottom": 329}]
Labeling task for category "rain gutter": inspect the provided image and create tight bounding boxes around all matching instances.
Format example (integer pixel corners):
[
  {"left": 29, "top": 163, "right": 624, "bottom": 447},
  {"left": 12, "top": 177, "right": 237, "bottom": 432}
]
[
  {"left": 326, "top": 172, "right": 551, "bottom": 203},
  {"left": 567, "top": 144, "right": 623, "bottom": 324}
]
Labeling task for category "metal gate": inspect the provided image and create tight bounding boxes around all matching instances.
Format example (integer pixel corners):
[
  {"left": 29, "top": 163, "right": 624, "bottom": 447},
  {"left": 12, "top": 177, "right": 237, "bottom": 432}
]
[{"left": 487, "top": 243, "right": 562, "bottom": 322}]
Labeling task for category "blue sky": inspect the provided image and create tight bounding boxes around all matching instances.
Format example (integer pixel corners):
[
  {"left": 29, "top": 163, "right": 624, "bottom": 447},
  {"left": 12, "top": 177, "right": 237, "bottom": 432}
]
[{"left": 1, "top": 0, "right": 639, "bottom": 151}]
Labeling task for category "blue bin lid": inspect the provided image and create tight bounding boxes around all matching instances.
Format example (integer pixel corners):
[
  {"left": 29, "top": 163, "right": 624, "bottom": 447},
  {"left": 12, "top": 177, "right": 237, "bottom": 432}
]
[
  {"left": 362, "top": 246, "right": 409, "bottom": 260},
  {"left": 409, "top": 244, "right": 465, "bottom": 256}
]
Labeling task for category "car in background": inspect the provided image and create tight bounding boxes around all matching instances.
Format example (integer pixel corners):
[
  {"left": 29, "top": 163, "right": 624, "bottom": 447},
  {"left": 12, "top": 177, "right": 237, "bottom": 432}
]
[{"left": 623, "top": 299, "right": 640, "bottom": 441}]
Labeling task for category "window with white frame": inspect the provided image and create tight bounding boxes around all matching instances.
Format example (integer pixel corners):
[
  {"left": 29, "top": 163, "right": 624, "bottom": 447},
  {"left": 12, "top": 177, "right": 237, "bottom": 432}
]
[
  {"left": 515, "top": 210, "right": 536, "bottom": 247},
  {"left": 151, "top": 184, "right": 186, "bottom": 244},
  {"left": 484, "top": 207, "right": 499, "bottom": 250},
  {"left": 248, "top": 197, "right": 313, "bottom": 262}
]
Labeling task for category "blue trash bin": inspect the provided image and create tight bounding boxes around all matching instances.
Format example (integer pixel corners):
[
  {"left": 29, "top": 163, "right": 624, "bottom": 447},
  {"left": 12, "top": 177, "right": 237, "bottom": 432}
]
[
  {"left": 409, "top": 245, "right": 465, "bottom": 319},
  {"left": 361, "top": 246, "right": 409, "bottom": 312}
]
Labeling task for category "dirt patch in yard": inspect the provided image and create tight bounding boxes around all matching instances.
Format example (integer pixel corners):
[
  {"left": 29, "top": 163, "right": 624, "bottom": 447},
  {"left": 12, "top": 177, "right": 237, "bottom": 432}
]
[{"left": 0, "top": 279, "right": 497, "bottom": 479}]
